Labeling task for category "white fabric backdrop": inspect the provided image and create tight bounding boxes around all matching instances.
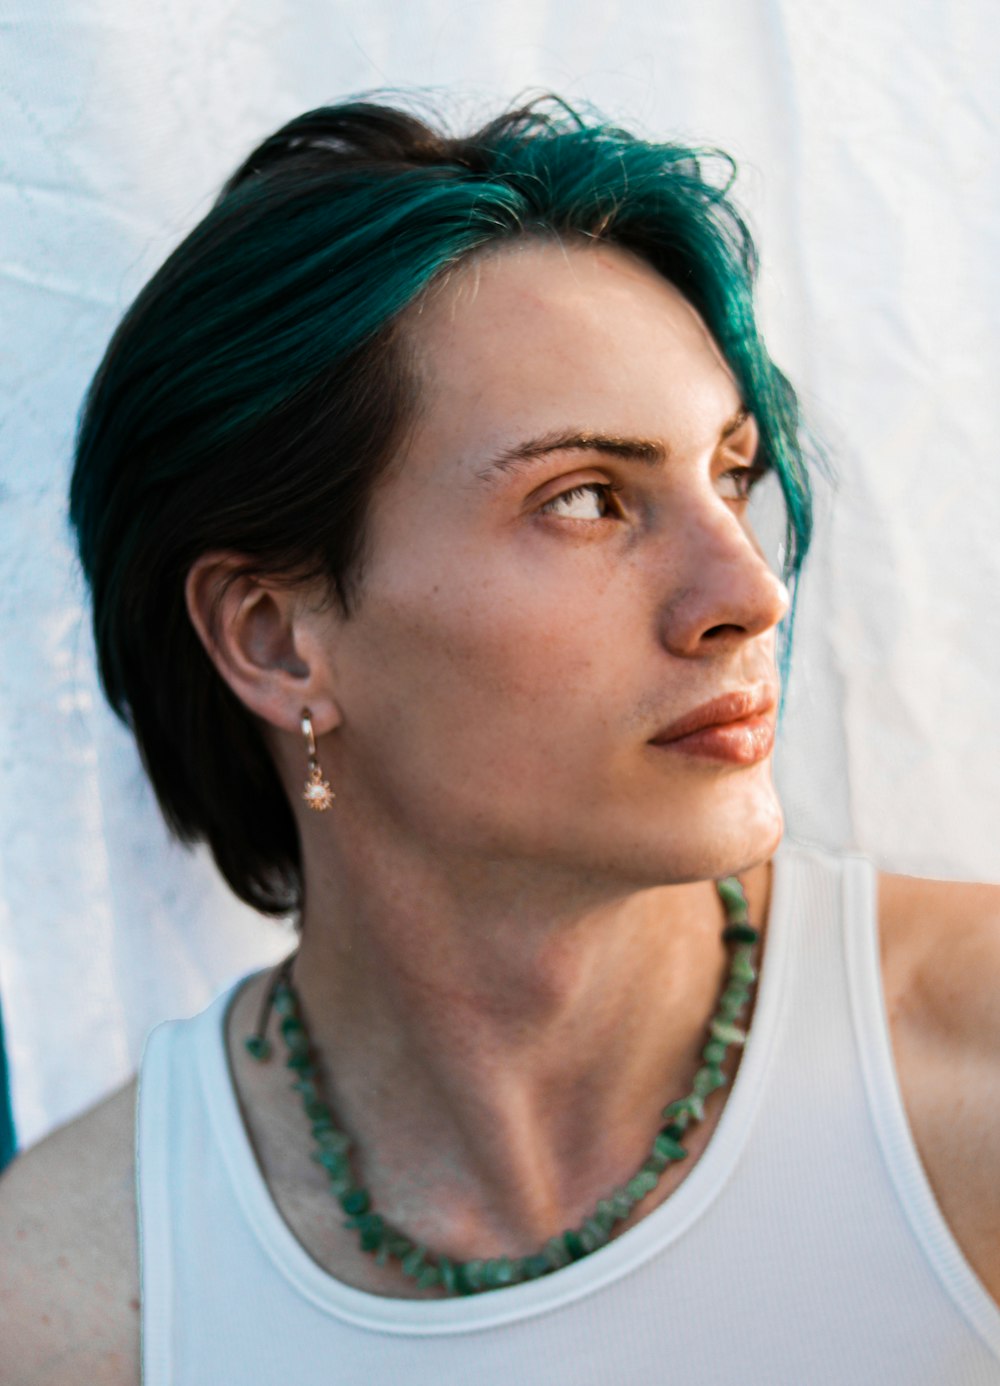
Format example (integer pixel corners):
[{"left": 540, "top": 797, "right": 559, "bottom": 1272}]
[{"left": 2, "top": 0, "right": 998, "bottom": 1149}]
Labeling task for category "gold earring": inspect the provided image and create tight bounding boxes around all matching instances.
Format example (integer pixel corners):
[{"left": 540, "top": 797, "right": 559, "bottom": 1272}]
[{"left": 300, "top": 708, "right": 334, "bottom": 811}]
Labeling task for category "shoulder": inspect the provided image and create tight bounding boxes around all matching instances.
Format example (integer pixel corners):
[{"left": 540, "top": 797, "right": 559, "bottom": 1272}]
[
  {"left": 0, "top": 1079, "right": 140, "bottom": 1386},
  {"left": 876, "top": 868, "right": 1000, "bottom": 1302},
  {"left": 877, "top": 869, "right": 1000, "bottom": 1051}
]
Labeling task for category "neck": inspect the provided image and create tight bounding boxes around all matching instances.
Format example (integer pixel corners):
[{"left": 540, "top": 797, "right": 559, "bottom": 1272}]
[{"left": 286, "top": 827, "right": 774, "bottom": 1257}]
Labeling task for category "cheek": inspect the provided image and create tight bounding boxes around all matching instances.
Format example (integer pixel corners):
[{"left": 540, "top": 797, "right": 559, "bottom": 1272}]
[{"left": 347, "top": 551, "right": 636, "bottom": 760}]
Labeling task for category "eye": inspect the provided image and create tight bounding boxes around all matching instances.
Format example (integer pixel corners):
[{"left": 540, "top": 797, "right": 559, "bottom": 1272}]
[
  {"left": 539, "top": 481, "right": 623, "bottom": 521},
  {"left": 723, "top": 462, "right": 770, "bottom": 502}
]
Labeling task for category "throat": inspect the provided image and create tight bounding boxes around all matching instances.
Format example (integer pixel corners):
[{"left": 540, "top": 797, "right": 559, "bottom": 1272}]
[{"left": 227, "top": 860, "right": 772, "bottom": 1297}]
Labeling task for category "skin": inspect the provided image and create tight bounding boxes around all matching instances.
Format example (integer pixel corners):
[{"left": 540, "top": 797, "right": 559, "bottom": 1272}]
[
  {"left": 189, "top": 237, "right": 790, "bottom": 1262},
  {"left": 2, "top": 238, "right": 998, "bottom": 1383}
]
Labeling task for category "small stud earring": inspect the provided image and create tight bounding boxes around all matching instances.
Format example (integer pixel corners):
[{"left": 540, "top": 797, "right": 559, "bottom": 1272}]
[{"left": 300, "top": 708, "right": 334, "bottom": 811}]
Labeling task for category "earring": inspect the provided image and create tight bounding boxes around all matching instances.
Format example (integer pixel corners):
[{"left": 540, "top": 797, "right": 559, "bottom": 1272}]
[{"left": 300, "top": 708, "right": 335, "bottom": 811}]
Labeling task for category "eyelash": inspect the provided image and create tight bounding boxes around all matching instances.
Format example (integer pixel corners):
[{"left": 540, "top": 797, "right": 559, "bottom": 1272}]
[{"left": 539, "top": 464, "right": 770, "bottom": 518}]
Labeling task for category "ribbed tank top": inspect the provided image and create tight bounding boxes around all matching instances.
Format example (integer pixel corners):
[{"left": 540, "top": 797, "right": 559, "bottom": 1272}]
[{"left": 135, "top": 836, "right": 1000, "bottom": 1384}]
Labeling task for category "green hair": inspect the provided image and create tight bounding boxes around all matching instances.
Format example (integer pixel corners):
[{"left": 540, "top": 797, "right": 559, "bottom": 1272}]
[{"left": 70, "top": 93, "right": 827, "bottom": 915}]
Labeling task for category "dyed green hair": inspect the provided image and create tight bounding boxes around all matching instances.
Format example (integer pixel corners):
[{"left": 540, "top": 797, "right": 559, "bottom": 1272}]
[{"left": 70, "top": 93, "right": 825, "bottom": 916}]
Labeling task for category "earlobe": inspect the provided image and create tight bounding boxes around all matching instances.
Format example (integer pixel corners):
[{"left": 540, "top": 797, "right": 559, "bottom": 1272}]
[{"left": 184, "top": 553, "right": 341, "bottom": 736}]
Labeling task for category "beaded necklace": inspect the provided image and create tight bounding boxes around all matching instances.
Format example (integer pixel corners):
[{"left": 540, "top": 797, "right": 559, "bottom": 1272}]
[{"left": 245, "top": 874, "right": 760, "bottom": 1296}]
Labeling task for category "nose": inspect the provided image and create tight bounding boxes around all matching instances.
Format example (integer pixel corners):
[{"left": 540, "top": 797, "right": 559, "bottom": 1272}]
[{"left": 655, "top": 504, "right": 791, "bottom": 656}]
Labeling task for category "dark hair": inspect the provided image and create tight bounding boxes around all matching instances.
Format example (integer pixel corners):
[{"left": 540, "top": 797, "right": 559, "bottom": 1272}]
[{"left": 69, "top": 92, "right": 824, "bottom": 916}]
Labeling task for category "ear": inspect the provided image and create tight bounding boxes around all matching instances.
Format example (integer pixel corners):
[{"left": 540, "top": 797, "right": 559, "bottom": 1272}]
[{"left": 184, "top": 553, "right": 342, "bottom": 737}]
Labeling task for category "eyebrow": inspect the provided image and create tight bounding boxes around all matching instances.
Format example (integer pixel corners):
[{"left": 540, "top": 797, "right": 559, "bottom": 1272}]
[{"left": 475, "top": 406, "right": 751, "bottom": 485}]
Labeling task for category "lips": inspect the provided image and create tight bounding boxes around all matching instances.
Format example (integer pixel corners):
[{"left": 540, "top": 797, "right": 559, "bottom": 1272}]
[{"left": 651, "top": 688, "right": 778, "bottom": 744}]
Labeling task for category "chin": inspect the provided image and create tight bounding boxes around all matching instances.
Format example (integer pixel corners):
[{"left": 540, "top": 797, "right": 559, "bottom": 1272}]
[{"left": 601, "top": 794, "right": 785, "bottom": 888}]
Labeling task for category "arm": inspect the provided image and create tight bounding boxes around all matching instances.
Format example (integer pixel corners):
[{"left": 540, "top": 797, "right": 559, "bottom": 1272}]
[
  {"left": 881, "top": 874, "right": 1000, "bottom": 1304},
  {"left": 0, "top": 1079, "right": 140, "bottom": 1386}
]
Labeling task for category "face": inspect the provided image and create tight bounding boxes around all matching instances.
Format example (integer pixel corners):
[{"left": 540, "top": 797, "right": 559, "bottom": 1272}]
[{"left": 323, "top": 238, "right": 790, "bottom": 887}]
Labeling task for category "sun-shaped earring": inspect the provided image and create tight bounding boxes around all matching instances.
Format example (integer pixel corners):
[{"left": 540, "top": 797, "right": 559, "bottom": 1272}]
[{"left": 300, "top": 708, "right": 335, "bottom": 812}]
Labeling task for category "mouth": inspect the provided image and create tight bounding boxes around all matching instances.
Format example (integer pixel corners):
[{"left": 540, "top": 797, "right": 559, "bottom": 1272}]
[
  {"left": 647, "top": 687, "right": 777, "bottom": 765},
  {"left": 649, "top": 688, "right": 778, "bottom": 745},
  {"left": 650, "top": 712, "right": 776, "bottom": 764}
]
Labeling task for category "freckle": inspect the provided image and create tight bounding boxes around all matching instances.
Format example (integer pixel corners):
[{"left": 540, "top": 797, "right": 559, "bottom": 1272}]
[
  {"left": 16, "top": 1228, "right": 26, "bottom": 1239},
  {"left": 57, "top": 1255, "right": 69, "bottom": 1268},
  {"left": 129, "top": 1297, "right": 140, "bottom": 1312},
  {"left": 41, "top": 1313, "right": 51, "bottom": 1325}
]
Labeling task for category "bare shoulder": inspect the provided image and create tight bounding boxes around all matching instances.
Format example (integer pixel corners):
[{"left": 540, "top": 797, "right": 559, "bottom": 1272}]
[
  {"left": 877, "top": 868, "right": 1000, "bottom": 1303},
  {"left": 877, "top": 869, "right": 1000, "bottom": 1048},
  {"left": 0, "top": 1078, "right": 140, "bottom": 1386}
]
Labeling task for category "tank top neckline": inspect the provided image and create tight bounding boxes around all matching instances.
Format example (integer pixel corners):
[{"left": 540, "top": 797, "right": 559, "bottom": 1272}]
[{"left": 195, "top": 837, "right": 798, "bottom": 1335}]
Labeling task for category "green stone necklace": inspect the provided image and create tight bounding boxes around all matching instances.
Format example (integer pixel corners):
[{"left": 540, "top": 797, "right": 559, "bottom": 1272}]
[{"left": 245, "top": 875, "right": 760, "bottom": 1296}]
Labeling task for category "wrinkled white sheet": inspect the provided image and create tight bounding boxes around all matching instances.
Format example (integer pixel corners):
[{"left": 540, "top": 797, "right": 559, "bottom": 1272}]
[{"left": 1, "top": 0, "right": 998, "bottom": 1146}]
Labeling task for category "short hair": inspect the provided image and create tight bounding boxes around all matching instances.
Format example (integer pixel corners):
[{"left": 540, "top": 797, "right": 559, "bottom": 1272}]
[{"left": 69, "top": 92, "right": 824, "bottom": 917}]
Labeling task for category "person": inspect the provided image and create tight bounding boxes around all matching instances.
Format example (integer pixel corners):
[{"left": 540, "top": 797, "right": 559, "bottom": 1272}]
[{"left": 1, "top": 93, "right": 998, "bottom": 1385}]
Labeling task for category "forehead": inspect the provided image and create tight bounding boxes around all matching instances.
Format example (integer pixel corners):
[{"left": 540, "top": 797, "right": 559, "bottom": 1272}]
[{"left": 400, "top": 237, "right": 741, "bottom": 469}]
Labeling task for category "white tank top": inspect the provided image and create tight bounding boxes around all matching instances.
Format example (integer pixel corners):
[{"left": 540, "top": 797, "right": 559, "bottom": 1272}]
[{"left": 135, "top": 836, "right": 1000, "bottom": 1384}]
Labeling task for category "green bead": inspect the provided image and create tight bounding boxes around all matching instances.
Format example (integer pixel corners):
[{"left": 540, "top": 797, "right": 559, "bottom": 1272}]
[
  {"left": 730, "top": 954, "right": 757, "bottom": 983},
  {"left": 662, "top": 1120, "right": 687, "bottom": 1140},
  {"left": 313, "top": 1149, "right": 348, "bottom": 1175},
  {"left": 315, "top": 1129, "right": 351, "bottom": 1153},
  {"left": 563, "top": 1228, "right": 586, "bottom": 1261},
  {"left": 716, "top": 878, "right": 748, "bottom": 917},
  {"left": 583, "top": 1217, "right": 610, "bottom": 1251},
  {"left": 702, "top": 1039, "right": 727, "bottom": 1066},
  {"left": 329, "top": 1174, "right": 352, "bottom": 1196},
  {"left": 438, "top": 1257, "right": 458, "bottom": 1294},
  {"left": 611, "top": 1188, "right": 633, "bottom": 1218},
  {"left": 722, "top": 922, "right": 758, "bottom": 944},
  {"left": 663, "top": 1094, "right": 704, "bottom": 1123},
  {"left": 454, "top": 1262, "right": 474, "bottom": 1295},
  {"left": 544, "top": 1236, "right": 570, "bottom": 1269},
  {"left": 386, "top": 1233, "right": 413, "bottom": 1259},
  {"left": 710, "top": 1020, "right": 747, "bottom": 1047},
  {"left": 244, "top": 1035, "right": 271, "bottom": 1061},
  {"left": 692, "top": 1064, "right": 727, "bottom": 1098},
  {"left": 494, "top": 1257, "right": 515, "bottom": 1285},
  {"left": 524, "top": 1253, "right": 550, "bottom": 1280},
  {"left": 594, "top": 1201, "right": 618, "bottom": 1233},
  {"left": 340, "top": 1188, "right": 370, "bottom": 1216},
  {"left": 293, "top": 1078, "right": 319, "bottom": 1104},
  {"left": 417, "top": 1265, "right": 441, "bottom": 1289},
  {"left": 661, "top": 1099, "right": 693, "bottom": 1125},
  {"left": 273, "top": 988, "right": 297, "bottom": 1018},
  {"left": 718, "top": 984, "right": 748, "bottom": 1016},
  {"left": 304, "top": 1099, "right": 331, "bottom": 1124},
  {"left": 654, "top": 1131, "right": 688, "bottom": 1162},
  {"left": 359, "top": 1214, "right": 384, "bottom": 1252},
  {"left": 401, "top": 1247, "right": 425, "bottom": 1278},
  {"left": 286, "top": 1050, "right": 314, "bottom": 1071},
  {"left": 626, "top": 1173, "right": 649, "bottom": 1203},
  {"left": 280, "top": 1016, "right": 308, "bottom": 1045}
]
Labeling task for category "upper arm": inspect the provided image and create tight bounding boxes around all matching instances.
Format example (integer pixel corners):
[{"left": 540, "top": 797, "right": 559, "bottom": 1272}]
[
  {"left": 879, "top": 871, "right": 1000, "bottom": 1301},
  {"left": 0, "top": 1079, "right": 141, "bottom": 1386}
]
